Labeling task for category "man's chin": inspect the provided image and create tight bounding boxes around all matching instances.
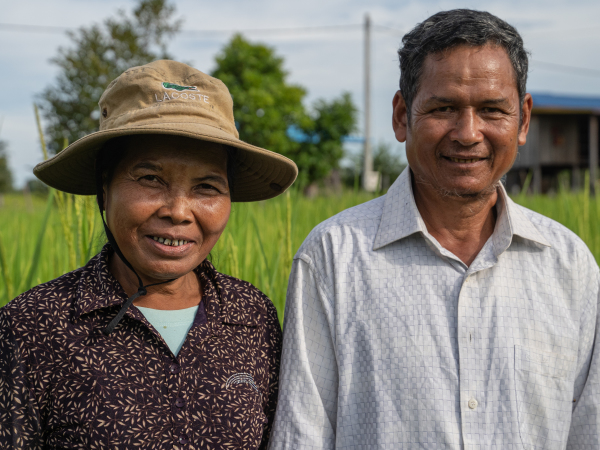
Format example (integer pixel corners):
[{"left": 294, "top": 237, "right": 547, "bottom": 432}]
[{"left": 435, "top": 181, "right": 499, "bottom": 200}]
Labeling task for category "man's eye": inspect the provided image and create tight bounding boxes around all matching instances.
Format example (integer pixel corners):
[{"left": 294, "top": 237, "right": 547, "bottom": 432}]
[
  {"left": 140, "top": 175, "right": 159, "bottom": 182},
  {"left": 482, "top": 107, "right": 501, "bottom": 113},
  {"left": 435, "top": 106, "right": 453, "bottom": 112}
]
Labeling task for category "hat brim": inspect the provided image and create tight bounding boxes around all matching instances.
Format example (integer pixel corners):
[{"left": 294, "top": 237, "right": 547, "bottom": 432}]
[{"left": 33, "top": 122, "right": 298, "bottom": 202}]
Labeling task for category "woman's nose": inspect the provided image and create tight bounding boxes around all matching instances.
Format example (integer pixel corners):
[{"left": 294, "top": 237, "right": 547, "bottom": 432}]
[
  {"left": 157, "top": 193, "right": 194, "bottom": 224},
  {"left": 451, "top": 109, "right": 484, "bottom": 147}
]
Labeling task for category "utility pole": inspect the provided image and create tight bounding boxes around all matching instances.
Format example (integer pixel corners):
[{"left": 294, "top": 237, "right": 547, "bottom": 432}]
[
  {"left": 362, "top": 13, "right": 375, "bottom": 191},
  {"left": 590, "top": 115, "right": 599, "bottom": 195}
]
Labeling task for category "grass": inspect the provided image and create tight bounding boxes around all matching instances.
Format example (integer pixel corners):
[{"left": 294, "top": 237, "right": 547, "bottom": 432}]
[{"left": 0, "top": 185, "right": 599, "bottom": 321}]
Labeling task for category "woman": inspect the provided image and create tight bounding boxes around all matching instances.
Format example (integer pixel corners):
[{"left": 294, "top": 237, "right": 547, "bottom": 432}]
[{"left": 0, "top": 60, "right": 297, "bottom": 449}]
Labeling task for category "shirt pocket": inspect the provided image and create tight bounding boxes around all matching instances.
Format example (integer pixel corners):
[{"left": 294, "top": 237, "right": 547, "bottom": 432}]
[
  {"left": 224, "top": 379, "right": 268, "bottom": 445},
  {"left": 514, "top": 345, "right": 576, "bottom": 450}
]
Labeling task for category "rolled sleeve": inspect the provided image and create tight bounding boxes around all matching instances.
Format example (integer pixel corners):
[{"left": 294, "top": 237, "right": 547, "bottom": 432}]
[{"left": 268, "top": 256, "right": 338, "bottom": 450}]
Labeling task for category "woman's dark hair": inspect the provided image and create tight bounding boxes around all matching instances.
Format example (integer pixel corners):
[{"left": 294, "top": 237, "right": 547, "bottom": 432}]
[
  {"left": 398, "top": 9, "right": 529, "bottom": 124},
  {"left": 95, "top": 135, "right": 237, "bottom": 210}
]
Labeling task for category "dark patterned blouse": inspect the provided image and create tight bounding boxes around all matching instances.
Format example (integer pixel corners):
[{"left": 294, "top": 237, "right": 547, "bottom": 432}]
[{"left": 0, "top": 245, "right": 282, "bottom": 449}]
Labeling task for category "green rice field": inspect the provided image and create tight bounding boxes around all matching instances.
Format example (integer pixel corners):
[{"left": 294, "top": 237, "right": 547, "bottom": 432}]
[
  {"left": 1, "top": 184, "right": 599, "bottom": 320},
  {"left": 0, "top": 189, "right": 378, "bottom": 318}
]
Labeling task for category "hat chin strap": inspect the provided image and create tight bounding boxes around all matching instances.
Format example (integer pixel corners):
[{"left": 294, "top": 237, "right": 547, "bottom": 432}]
[{"left": 96, "top": 167, "right": 175, "bottom": 336}]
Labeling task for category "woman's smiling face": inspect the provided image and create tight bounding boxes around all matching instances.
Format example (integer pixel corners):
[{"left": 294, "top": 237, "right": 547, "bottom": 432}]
[{"left": 104, "top": 135, "right": 231, "bottom": 284}]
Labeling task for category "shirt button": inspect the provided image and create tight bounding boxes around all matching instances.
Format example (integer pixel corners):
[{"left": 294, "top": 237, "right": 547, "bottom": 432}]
[
  {"left": 468, "top": 398, "right": 478, "bottom": 409},
  {"left": 169, "top": 364, "right": 180, "bottom": 374},
  {"left": 178, "top": 434, "right": 189, "bottom": 444},
  {"left": 175, "top": 397, "right": 186, "bottom": 408}
]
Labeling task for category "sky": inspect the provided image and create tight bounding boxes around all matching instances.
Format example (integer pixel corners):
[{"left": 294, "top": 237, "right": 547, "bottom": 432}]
[{"left": 1, "top": 0, "right": 600, "bottom": 187}]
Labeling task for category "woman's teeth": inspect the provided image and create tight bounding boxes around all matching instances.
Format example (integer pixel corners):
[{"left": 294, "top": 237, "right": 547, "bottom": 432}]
[{"left": 152, "top": 236, "right": 189, "bottom": 247}]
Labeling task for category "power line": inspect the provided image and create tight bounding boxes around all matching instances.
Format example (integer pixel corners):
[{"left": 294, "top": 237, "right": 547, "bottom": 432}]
[
  {"left": 532, "top": 60, "right": 600, "bottom": 78},
  {"left": 372, "top": 24, "right": 404, "bottom": 35},
  {"left": 181, "top": 24, "right": 361, "bottom": 36},
  {"left": 0, "top": 22, "right": 362, "bottom": 36},
  {"left": 0, "top": 23, "right": 70, "bottom": 33},
  {"left": 525, "top": 25, "right": 600, "bottom": 36}
]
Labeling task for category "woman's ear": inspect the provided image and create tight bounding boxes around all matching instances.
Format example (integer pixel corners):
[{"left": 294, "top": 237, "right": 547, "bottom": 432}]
[
  {"left": 102, "top": 183, "right": 108, "bottom": 213},
  {"left": 392, "top": 90, "right": 409, "bottom": 143}
]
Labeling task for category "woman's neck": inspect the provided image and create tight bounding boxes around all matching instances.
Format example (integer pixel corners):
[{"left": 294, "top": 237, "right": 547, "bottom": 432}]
[{"left": 108, "top": 253, "right": 202, "bottom": 310}]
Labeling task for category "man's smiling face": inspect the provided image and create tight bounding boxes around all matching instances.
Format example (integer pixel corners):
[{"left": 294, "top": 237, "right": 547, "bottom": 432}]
[{"left": 393, "top": 44, "right": 532, "bottom": 198}]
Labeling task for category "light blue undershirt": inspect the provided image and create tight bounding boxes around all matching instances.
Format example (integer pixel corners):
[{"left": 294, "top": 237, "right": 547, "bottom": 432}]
[{"left": 137, "top": 305, "right": 199, "bottom": 356}]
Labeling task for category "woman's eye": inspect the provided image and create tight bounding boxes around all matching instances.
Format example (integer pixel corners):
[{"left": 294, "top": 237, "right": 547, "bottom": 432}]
[
  {"left": 198, "top": 183, "right": 218, "bottom": 191},
  {"left": 140, "top": 175, "right": 159, "bottom": 182}
]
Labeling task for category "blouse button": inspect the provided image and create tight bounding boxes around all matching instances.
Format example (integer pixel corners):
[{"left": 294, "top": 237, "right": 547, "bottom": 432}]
[
  {"left": 178, "top": 434, "right": 189, "bottom": 444},
  {"left": 175, "top": 397, "right": 186, "bottom": 408},
  {"left": 169, "top": 364, "right": 180, "bottom": 374}
]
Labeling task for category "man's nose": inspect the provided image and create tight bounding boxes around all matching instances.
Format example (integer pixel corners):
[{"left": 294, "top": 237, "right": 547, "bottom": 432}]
[
  {"left": 450, "top": 109, "right": 484, "bottom": 147},
  {"left": 157, "top": 192, "right": 194, "bottom": 224}
]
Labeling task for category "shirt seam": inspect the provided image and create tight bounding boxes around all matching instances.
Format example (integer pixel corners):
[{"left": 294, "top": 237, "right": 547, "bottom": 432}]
[
  {"left": 578, "top": 266, "right": 600, "bottom": 344},
  {"left": 294, "top": 252, "right": 336, "bottom": 348}
]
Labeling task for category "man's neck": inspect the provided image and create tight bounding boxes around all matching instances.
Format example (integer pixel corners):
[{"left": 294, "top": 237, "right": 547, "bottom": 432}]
[{"left": 411, "top": 177, "right": 498, "bottom": 267}]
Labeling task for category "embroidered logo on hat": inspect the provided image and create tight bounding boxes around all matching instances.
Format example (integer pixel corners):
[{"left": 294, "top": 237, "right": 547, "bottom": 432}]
[{"left": 162, "top": 82, "right": 198, "bottom": 92}]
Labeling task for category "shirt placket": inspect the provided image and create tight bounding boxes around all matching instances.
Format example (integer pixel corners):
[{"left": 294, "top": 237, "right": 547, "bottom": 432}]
[
  {"left": 457, "top": 269, "right": 485, "bottom": 449},
  {"left": 458, "top": 235, "right": 500, "bottom": 449},
  {"left": 166, "top": 353, "right": 189, "bottom": 448},
  {"left": 124, "top": 307, "right": 193, "bottom": 448},
  {"left": 171, "top": 269, "right": 221, "bottom": 449}
]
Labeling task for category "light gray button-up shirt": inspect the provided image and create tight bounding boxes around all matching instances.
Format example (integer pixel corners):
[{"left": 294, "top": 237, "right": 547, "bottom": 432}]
[{"left": 269, "top": 168, "right": 600, "bottom": 450}]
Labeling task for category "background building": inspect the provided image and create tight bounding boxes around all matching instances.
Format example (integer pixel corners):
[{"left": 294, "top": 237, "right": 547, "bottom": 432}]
[{"left": 507, "top": 93, "right": 600, "bottom": 194}]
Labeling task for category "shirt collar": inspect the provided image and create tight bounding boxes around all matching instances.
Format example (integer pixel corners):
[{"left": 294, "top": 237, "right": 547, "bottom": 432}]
[
  {"left": 373, "top": 168, "right": 427, "bottom": 250},
  {"left": 73, "top": 244, "right": 129, "bottom": 320},
  {"left": 373, "top": 167, "right": 551, "bottom": 252},
  {"left": 73, "top": 244, "right": 260, "bottom": 327},
  {"left": 493, "top": 183, "right": 551, "bottom": 252}
]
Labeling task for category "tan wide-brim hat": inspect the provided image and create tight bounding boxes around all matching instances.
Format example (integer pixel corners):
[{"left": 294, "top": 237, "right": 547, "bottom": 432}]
[{"left": 33, "top": 60, "right": 298, "bottom": 202}]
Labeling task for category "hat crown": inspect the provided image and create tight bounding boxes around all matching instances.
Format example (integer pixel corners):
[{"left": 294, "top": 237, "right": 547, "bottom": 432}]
[{"left": 98, "top": 60, "right": 238, "bottom": 138}]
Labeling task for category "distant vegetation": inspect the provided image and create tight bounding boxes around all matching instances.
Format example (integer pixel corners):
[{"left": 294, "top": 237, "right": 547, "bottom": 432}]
[{"left": 0, "top": 139, "right": 13, "bottom": 193}]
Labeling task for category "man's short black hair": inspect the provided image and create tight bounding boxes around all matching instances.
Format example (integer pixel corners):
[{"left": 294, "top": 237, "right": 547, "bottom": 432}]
[{"left": 398, "top": 9, "right": 529, "bottom": 122}]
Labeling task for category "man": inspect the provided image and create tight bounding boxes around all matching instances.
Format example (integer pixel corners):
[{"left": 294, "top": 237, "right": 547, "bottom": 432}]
[{"left": 269, "top": 9, "right": 600, "bottom": 450}]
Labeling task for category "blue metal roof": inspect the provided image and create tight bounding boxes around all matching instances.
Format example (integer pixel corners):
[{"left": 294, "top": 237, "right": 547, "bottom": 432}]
[{"left": 531, "top": 92, "right": 600, "bottom": 112}]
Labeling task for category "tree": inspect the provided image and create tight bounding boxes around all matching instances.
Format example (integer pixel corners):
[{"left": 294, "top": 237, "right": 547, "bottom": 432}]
[
  {"left": 0, "top": 140, "right": 13, "bottom": 193},
  {"left": 373, "top": 143, "right": 406, "bottom": 190},
  {"left": 212, "top": 35, "right": 357, "bottom": 188},
  {"left": 294, "top": 93, "right": 357, "bottom": 187},
  {"left": 39, "top": 0, "right": 181, "bottom": 154},
  {"left": 211, "top": 34, "right": 307, "bottom": 160}
]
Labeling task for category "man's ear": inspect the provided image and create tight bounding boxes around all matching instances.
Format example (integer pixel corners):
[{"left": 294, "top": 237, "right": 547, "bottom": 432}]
[
  {"left": 392, "top": 90, "right": 408, "bottom": 143},
  {"left": 518, "top": 93, "right": 533, "bottom": 146}
]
